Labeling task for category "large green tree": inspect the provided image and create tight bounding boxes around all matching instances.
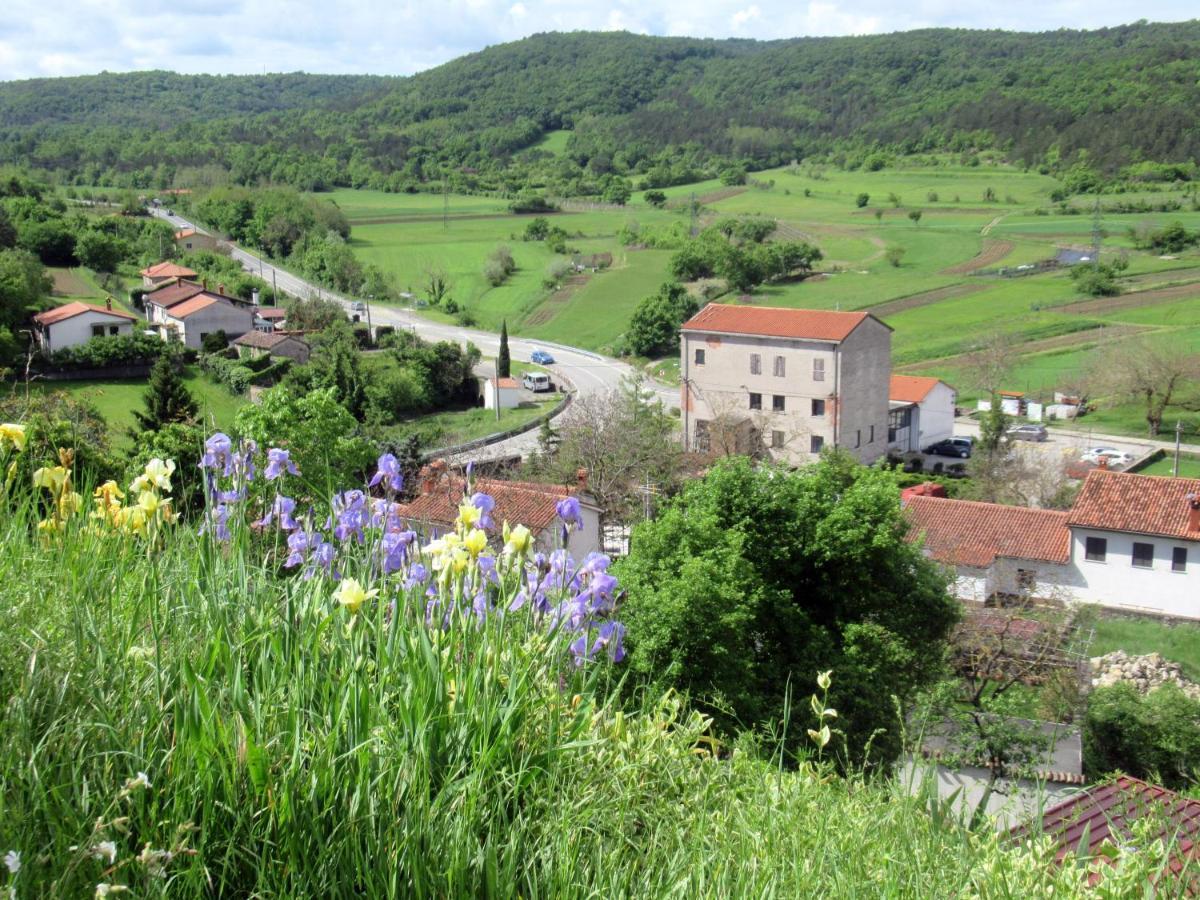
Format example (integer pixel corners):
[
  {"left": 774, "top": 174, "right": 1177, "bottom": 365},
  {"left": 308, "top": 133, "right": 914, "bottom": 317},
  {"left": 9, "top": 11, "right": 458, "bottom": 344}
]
[
  {"left": 497, "top": 319, "right": 511, "bottom": 378},
  {"left": 133, "top": 353, "right": 198, "bottom": 432},
  {"left": 0, "top": 247, "right": 51, "bottom": 330},
  {"left": 615, "top": 454, "right": 958, "bottom": 765},
  {"left": 625, "top": 282, "right": 698, "bottom": 357}
]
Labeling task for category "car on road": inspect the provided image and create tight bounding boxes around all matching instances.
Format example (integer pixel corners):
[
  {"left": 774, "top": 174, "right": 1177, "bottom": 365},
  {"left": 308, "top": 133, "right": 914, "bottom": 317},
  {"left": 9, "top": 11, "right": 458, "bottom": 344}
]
[
  {"left": 1007, "top": 424, "right": 1049, "bottom": 442},
  {"left": 529, "top": 349, "right": 555, "bottom": 365},
  {"left": 1082, "top": 447, "right": 1134, "bottom": 466},
  {"left": 522, "top": 372, "right": 552, "bottom": 392},
  {"left": 924, "top": 437, "right": 974, "bottom": 459},
  {"left": 351, "top": 301, "right": 366, "bottom": 313}
]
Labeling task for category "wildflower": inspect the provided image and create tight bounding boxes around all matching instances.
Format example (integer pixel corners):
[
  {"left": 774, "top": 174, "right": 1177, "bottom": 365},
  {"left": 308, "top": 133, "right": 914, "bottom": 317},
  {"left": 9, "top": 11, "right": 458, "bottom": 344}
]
[
  {"left": 264, "top": 448, "right": 299, "bottom": 481},
  {"left": 91, "top": 841, "right": 118, "bottom": 864},
  {"left": 331, "top": 490, "right": 369, "bottom": 542},
  {"left": 456, "top": 500, "right": 482, "bottom": 530},
  {"left": 379, "top": 529, "right": 416, "bottom": 574},
  {"left": 369, "top": 453, "right": 404, "bottom": 493},
  {"left": 556, "top": 496, "right": 582, "bottom": 530},
  {"left": 256, "top": 495, "right": 299, "bottom": 531},
  {"left": 590, "top": 620, "right": 626, "bottom": 663},
  {"left": 32, "top": 465, "right": 70, "bottom": 492},
  {"left": 198, "top": 432, "right": 233, "bottom": 476},
  {"left": 502, "top": 522, "right": 532, "bottom": 558},
  {"left": 91, "top": 481, "right": 125, "bottom": 524},
  {"left": 334, "top": 578, "right": 377, "bottom": 615},
  {"left": 0, "top": 423, "right": 25, "bottom": 453},
  {"left": 130, "top": 458, "right": 175, "bottom": 493},
  {"left": 817, "top": 670, "right": 832, "bottom": 691},
  {"left": 124, "top": 771, "right": 151, "bottom": 792},
  {"left": 464, "top": 528, "right": 488, "bottom": 557},
  {"left": 470, "top": 492, "right": 495, "bottom": 529},
  {"left": 95, "top": 884, "right": 128, "bottom": 897},
  {"left": 201, "top": 504, "right": 232, "bottom": 542},
  {"left": 136, "top": 845, "right": 173, "bottom": 878},
  {"left": 3, "top": 850, "right": 18, "bottom": 874},
  {"left": 284, "top": 529, "right": 337, "bottom": 579}
]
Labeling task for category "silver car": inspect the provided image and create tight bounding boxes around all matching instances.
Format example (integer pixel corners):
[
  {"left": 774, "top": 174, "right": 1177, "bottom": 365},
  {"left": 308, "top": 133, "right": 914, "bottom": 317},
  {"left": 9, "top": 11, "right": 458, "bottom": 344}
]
[{"left": 1007, "top": 424, "right": 1048, "bottom": 442}]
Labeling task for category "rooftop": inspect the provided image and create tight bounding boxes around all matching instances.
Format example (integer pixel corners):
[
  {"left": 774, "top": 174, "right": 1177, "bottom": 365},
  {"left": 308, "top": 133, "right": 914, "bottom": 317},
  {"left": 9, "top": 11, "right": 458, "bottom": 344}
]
[
  {"left": 174, "top": 229, "right": 198, "bottom": 239},
  {"left": 139, "top": 261, "right": 197, "bottom": 279},
  {"left": 397, "top": 474, "right": 587, "bottom": 534},
  {"left": 1068, "top": 469, "right": 1200, "bottom": 542},
  {"left": 232, "top": 331, "right": 306, "bottom": 350},
  {"left": 492, "top": 377, "right": 521, "bottom": 389},
  {"left": 144, "top": 280, "right": 208, "bottom": 308},
  {"left": 255, "top": 307, "right": 288, "bottom": 319},
  {"left": 166, "top": 296, "right": 220, "bottom": 319},
  {"left": 890, "top": 374, "right": 948, "bottom": 404},
  {"left": 33, "top": 301, "right": 139, "bottom": 326},
  {"left": 681, "top": 303, "right": 879, "bottom": 342},
  {"left": 904, "top": 495, "right": 1071, "bottom": 567}
]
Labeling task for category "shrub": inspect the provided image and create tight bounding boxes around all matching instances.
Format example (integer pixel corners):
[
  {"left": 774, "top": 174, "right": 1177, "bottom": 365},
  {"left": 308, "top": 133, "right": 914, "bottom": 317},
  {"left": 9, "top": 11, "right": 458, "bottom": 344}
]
[
  {"left": 200, "top": 330, "right": 229, "bottom": 354},
  {"left": 46, "top": 334, "right": 164, "bottom": 371},
  {"left": 198, "top": 352, "right": 254, "bottom": 394},
  {"left": 1084, "top": 682, "right": 1200, "bottom": 789},
  {"left": 855, "top": 193, "right": 870, "bottom": 208}
]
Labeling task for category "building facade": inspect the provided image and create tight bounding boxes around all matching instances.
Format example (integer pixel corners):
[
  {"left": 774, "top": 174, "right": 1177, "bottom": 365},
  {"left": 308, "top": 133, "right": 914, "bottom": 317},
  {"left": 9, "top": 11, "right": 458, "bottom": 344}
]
[
  {"left": 680, "top": 304, "right": 892, "bottom": 465},
  {"left": 32, "top": 301, "right": 140, "bottom": 353},
  {"left": 888, "top": 375, "right": 957, "bottom": 453}
]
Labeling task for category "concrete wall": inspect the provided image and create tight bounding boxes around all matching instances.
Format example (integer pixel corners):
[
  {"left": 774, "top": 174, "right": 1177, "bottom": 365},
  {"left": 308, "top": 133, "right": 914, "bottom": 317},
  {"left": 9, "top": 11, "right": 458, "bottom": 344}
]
[
  {"left": 835, "top": 318, "right": 891, "bottom": 464},
  {"left": 175, "top": 233, "right": 218, "bottom": 253},
  {"left": 171, "top": 303, "right": 254, "bottom": 349},
  {"left": 917, "top": 382, "right": 957, "bottom": 448},
  {"left": 900, "top": 763, "right": 1085, "bottom": 830},
  {"left": 482, "top": 380, "right": 521, "bottom": 410},
  {"left": 1071, "top": 527, "right": 1200, "bottom": 618},
  {"left": 40, "top": 311, "right": 135, "bottom": 353}
]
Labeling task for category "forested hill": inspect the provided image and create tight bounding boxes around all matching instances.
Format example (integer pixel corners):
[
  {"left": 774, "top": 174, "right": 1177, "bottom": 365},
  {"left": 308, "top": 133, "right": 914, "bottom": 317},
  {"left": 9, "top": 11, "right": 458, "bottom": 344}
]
[{"left": 1, "top": 22, "right": 1198, "bottom": 194}]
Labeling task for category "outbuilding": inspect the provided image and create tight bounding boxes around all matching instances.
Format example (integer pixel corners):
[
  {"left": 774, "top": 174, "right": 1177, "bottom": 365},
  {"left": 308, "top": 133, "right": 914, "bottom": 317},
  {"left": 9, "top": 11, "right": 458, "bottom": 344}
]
[
  {"left": 888, "top": 374, "right": 957, "bottom": 453},
  {"left": 482, "top": 376, "right": 522, "bottom": 410}
]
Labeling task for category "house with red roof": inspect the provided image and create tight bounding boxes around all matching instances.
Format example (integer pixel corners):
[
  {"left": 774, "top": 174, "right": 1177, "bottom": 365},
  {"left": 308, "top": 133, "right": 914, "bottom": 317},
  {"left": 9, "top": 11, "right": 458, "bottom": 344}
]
[
  {"left": 905, "top": 470, "right": 1200, "bottom": 616},
  {"left": 173, "top": 228, "right": 218, "bottom": 253},
  {"left": 482, "top": 376, "right": 522, "bottom": 410},
  {"left": 680, "top": 303, "right": 893, "bottom": 465},
  {"left": 139, "top": 261, "right": 198, "bottom": 288},
  {"left": 143, "top": 279, "right": 254, "bottom": 349},
  {"left": 396, "top": 463, "right": 603, "bottom": 558},
  {"left": 32, "top": 299, "right": 140, "bottom": 354},
  {"left": 888, "top": 374, "right": 957, "bottom": 453}
]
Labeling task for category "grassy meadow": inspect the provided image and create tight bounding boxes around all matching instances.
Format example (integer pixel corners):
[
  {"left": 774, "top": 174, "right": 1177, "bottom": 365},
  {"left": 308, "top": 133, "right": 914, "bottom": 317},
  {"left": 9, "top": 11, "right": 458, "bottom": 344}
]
[{"left": 332, "top": 157, "right": 1200, "bottom": 439}]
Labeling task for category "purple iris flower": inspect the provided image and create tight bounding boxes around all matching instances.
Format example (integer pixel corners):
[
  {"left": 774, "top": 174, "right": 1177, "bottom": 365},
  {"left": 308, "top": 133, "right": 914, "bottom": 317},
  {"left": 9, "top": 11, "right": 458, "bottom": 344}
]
[
  {"left": 284, "top": 529, "right": 337, "bottom": 579},
  {"left": 369, "top": 453, "right": 404, "bottom": 493},
  {"left": 591, "top": 621, "right": 626, "bottom": 663},
  {"left": 217, "top": 487, "right": 246, "bottom": 504},
  {"left": 201, "top": 503, "right": 232, "bottom": 542},
  {"left": 476, "top": 554, "right": 499, "bottom": 585},
  {"left": 569, "top": 633, "right": 590, "bottom": 667},
  {"left": 332, "top": 490, "right": 369, "bottom": 543},
  {"left": 380, "top": 529, "right": 417, "bottom": 574},
  {"left": 265, "top": 448, "right": 299, "bottom": 481},
  {"left": 199, "top": 433, "right": 234, "bottom": 476},
  {"left": 404, "top": 563, "right": 429, "bottom": 592},
  {"left": 256, "top": 495, "right": 299, "bottom": 531},
  {"left": 470, "top": 492, "right": 495, "bottom": 529},
  {"left": 472, "top": 591, "right": 491, "bottom": 624},
  {"left": 556, "top": 496, "right": 582, "bottom": 530}
]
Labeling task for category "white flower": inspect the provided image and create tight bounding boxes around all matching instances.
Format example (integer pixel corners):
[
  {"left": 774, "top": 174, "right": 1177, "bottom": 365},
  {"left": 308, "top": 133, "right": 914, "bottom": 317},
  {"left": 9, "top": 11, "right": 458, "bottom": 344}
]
[
  {"left": 3, "top": 850, "right": 18, "bottom": 874},
  {"left": 124, "top": 772, "right": 151, "bottom": 792},
  {"left": 91, "top": 841, "right": 117, "bottom": 864},
  {"left": 137, "top": 845, "right": 173, "bottom": 878},
  {"left": 94, "top": 885, "right": 128, "bottom": 898}
]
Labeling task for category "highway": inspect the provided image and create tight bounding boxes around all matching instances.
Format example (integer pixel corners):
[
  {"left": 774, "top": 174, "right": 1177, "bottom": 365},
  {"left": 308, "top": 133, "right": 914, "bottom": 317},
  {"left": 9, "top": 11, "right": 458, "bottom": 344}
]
[{"left": 149, "top": 209, "right": 679, "bottom": 460}]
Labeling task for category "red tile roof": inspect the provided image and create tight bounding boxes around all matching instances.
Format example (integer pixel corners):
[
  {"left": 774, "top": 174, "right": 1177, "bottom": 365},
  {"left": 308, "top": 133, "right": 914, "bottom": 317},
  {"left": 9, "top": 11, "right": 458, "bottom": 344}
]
[
  {"left": 33, "top": 301, "right": 139, "bottom": 326},
  {"left": 1068, "top": 470, "right": 1200, "bottom": 542},
  {"left": 145, "top": 281, "right": 207, "bottom": 309},
  {"left": 1012, "top": 776, "right": 1200, "bottom": 884},
  {"left": 255, "top": 307, "right": 288, "bottom": 319},
  {"left": 166, "top": 296, "right": 220, "bottom": 319},
  {"left": 140, "top": 261, "right": 197, "bottom": 279},
  {"left": 174, "top": 229, "right": 197, "bottom": 239},
  {"left": 681, "top": 303, "right": 880, "bottom": 342},
  {"left": 904, "top": 495, "right": 1071, "bottom": 567},
  {"left": 397, "top": 476, "right": 580, "bottom": 534},
  {"left": 232, "top": 331, "right": 307, "bottom": 351},
  {"left": 494, "top": 377, "right": 520, "bottom": 389},
  {"left": 890, "top": 374, "right": 948, "bottom": 403}
]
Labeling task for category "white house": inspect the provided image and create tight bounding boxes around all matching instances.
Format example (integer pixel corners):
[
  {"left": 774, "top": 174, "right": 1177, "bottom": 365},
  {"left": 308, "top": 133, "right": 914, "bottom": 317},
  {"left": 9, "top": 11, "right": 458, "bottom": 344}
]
[
  {"left": 159, "top": 295, "right": 254, "bottom": 350},
  {"left": 680, "top": 303, "right": 893, "bottom": 465},
  {"left": 889, "top": 375, "right": 957, "bottom": 453},
  {"left": 32, "top": 301, "right": 140, "bottom": 354},
  {"left": 482, "top": 376, "right": 521, "bottom": 410},
  {"left": 905, "top": 470, "right": 1200, "bottom": 617},
  {"left": 397, "top": 463, "right": 604, "bottom": 558}
]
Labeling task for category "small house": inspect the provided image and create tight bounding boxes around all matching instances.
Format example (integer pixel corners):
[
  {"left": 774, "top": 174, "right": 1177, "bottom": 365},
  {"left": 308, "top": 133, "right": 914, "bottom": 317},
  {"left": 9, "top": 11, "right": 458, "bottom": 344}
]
[
  {"left": 253, "top": 307, "right": 288, "bottom": 332},
  {"left": 32, "top": 300, "right": 139, "bottom": 354},
  {"left": 232, "top": 330, "right": 310, "bottom": 364},
  {"left": 139, "top": 261, "right": 198, "bottom": 288},
  {"left": 482, "top": 376, "right": 522, "bottom": 410},
  {"left": 159, "top": 295, "right": 254, "bottom": 350},
  {"left": 889, "top": 375, "right": 957, "bottom": 453},
  {"left": 173, "top": 229, "right": 219, "bottom": 253}
]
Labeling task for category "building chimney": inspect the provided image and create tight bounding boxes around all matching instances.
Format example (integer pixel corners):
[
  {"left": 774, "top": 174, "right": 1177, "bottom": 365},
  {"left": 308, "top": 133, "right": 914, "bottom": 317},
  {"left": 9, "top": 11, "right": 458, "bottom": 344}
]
[
  {"left": 251, "top": 288, "right": 260, "bottom": 307},
  {"left": 1188, "top": 494, "right": 1200, "bottom": 534},
  {"left": 576, "top": 467, "right": 588, "bottom": 490},
  {"left": 1097, "top": 456, "right": 1109, "bottom": 470},
  {"left": 217, "top": 283, "right": 225, "bottom": 296}
]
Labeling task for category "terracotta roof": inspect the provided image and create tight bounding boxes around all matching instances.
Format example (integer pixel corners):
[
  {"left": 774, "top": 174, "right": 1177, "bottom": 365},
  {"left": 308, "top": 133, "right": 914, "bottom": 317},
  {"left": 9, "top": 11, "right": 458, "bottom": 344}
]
[
  {"left": 140, "top": 261, "right": 197, "bottom": 279},
  {"left": 174, "top": 229, "right": 197, "bottom": 239},
  {"left": 1012, "top": 776, "right": 1200, "bottom": 885},
  {"left": 493, "top": 377, "right": 520, "bottom": 389},
  {"left": 397, "top": 476, "right": 581, "bottom": 534},
  {"left": 255, "top": 307, "right": 288, "bottom": 319},
  {"left": 33, "top": 301, "right": 139, "bottom": 326},
  {"left": 904, "top": 495, "right": 1071, "bottom": 567},
  {"left": 166, "top": 296, "right": 220, "bottom": 319},
  {"left": 681, "top": 303, "right": 880, "bottom": 342},
  {"left": 233, "top": 331, "right": 306, "bottom": 350},
  {"left": 1068, "top": 469, "right": 1200, "bottom": 542},
  {"left": 890, "top": 374, "right": 948, "bottom": 403},
  {"left": 145, "top": 281, "right": 207, "bottom": 308}
]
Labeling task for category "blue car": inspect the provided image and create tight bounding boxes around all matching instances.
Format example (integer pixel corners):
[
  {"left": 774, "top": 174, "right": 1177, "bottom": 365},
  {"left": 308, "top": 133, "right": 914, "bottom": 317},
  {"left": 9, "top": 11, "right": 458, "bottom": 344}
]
[{"left": 530, "top": 349, "right": 555, "bottom": 365}]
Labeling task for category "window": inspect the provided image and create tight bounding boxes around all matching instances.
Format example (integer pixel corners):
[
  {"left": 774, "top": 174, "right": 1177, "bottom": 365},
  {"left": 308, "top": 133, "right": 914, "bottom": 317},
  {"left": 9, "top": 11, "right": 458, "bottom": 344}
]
[
  {"left": 772, "top": 395, "right": 785, "bottom": 412},
  {"left": 749, "top": 392, "right": 762, "bottom": 410},
  {"left": 1085, "top": 537, "right": 1107, "bottom": 562},
  {"left": 810, "top": 435, "right": 824, "bottom": 454},
  {"left": 1173, "top": 547, "right": 1188, "bottom": 573},
  {"left": 108, "top": 325, "right": 119, "bottom": 336},
  {"left": 694, "top": 420, "right": 711, "bottom": 452},
  {"left": 869, "top": 425, "right": 875, "bottom": 443},
  {"left": 771, "top": 430, "right": 785, "bottom": 449},
  {"left": 1132, "top": 542, "right": 1154, "bottom": 569},
  {"left": 773, "top": 355, "right": 786, "bottom": 377},
  {"left": 694, "top": 348, "right": 705, "bottom": 366},
  {"left": 91, "top": 325, "right": 105, "bottom": 338},
  {"left": 1016, "top": 569, "right": 1036, "bottom": 593},
  {"left": 750, "top": 353, "right": 761, "bottom": 375},
  {"left": 813, "top": 358, "right": 825, "bottom": 382},
  {"left": 854, "top": 429, "right": 861, "bottom": 448},
  {"left": 811, "top": 399, "right": 825, "bottom": 416}
]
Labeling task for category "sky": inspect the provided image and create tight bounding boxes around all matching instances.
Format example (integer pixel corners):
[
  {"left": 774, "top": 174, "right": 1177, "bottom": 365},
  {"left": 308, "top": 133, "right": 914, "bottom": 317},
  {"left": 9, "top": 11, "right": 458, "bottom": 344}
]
[{"left": 0, "top": 0, "right": 1194, "bottom": 81}]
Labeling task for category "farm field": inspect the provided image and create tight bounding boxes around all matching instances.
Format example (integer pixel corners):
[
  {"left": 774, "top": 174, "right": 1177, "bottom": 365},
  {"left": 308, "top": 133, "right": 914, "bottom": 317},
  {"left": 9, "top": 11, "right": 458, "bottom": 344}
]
[{"left": 333, "top": 159, "right": 1200, "bottom": 438}]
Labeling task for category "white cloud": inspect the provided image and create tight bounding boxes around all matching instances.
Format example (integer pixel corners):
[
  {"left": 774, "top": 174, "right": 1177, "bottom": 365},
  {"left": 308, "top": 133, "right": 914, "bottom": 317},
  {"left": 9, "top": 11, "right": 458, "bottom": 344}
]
[{"left": 0, "top": 0, "right": 1194, "bottom": 80}]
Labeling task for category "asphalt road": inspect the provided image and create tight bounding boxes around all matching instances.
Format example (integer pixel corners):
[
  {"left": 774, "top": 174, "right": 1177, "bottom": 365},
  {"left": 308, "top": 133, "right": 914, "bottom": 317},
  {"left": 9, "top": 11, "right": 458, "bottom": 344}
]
[{"left": 149, "top": 209, "right": 679, "bottom": 460}]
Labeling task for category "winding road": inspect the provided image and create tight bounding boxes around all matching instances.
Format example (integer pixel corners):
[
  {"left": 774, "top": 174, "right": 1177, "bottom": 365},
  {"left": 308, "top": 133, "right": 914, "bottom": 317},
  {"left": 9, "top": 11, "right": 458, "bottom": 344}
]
[{"left": 150, "top": 209, "right": 679, "bottom": 460}]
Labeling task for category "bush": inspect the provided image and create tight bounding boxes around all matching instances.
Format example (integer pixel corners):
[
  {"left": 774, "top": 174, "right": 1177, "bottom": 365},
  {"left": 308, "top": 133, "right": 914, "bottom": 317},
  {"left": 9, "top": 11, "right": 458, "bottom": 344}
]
[
  {"left": 855, "top": 193, "right": 869, "bottom": 208},
  {"left": 46, "top": 333, "right": 164, "bottom": 371},
  {"left": 644, "top": 189, "right": 667, "bottom": 208},
  {"left": 626, "top": 282, "right": 699, "bottom": 357},
  {"left": 200, "top": 330, "right": 229, "bottom": 354},
  {"left": 1084, "top": 682, "right": 1200, "bottom": 789},
  {"left": 198, "top": 352, "right": 255, "bottom": 394}
]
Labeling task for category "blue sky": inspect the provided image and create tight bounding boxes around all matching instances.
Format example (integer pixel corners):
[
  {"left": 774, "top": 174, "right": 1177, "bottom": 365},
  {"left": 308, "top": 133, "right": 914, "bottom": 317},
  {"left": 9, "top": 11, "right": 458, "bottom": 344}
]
[{"left": 0, "top": 1, "right": 1194, "bottom": 81}]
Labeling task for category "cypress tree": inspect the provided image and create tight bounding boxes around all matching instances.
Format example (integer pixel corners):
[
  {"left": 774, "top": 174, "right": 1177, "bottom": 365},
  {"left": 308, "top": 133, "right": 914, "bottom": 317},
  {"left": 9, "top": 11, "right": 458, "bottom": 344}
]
[
  {"left": 133, "top": 353, "right": 198, "bottom": 432},
  {"left": 497, "top": 319, "right": 511, "bottom": 378}
]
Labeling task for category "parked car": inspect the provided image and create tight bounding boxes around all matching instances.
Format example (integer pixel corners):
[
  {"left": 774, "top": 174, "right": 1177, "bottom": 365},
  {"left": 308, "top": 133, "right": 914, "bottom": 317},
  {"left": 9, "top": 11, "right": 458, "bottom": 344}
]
[
  {"left": 924, "top": 437, "right": 974, "bottom": 459},
  {"left": 351, "top": 301, "right": 367, "bottom": 313},
  {"left": 1007, "top": 424, "right": 1049, "bottom": 442},
  {"left": 1082, "top": 447, "right": 1134, "bottom": 466},
  {"left": 529, "top": 349, "right": 555, "bottom": 365},
  {"left": 522, "top": 372, "right": 552, "bottom": 393}
]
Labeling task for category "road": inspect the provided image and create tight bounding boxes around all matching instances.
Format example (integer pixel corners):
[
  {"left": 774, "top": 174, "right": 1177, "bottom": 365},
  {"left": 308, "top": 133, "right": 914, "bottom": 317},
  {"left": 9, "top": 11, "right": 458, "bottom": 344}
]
[{"left": 149, "top": 209, "right": 679, "bottom": 461}]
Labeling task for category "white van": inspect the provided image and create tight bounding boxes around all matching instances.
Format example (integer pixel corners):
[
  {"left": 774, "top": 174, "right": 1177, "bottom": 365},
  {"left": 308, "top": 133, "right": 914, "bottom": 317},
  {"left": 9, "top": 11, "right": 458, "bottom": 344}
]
[{"left": 522, "top": 372, "right": 552, "bottom": 393}]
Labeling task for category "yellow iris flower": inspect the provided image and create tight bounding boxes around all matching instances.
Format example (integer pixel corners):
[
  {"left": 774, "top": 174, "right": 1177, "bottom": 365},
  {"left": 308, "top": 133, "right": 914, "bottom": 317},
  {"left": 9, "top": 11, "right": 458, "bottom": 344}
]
[
  {"left": 464, "top": 528, "right": 488, "bottom": 557},
  {"left": 0, "top": 423, "right": 25, "bottom": 452},
  {"left": 334, "top": 578, "right": 378, "bottom": 615},
  {"left": 502, "top": 522, "right": 533, "bottom": 558}
]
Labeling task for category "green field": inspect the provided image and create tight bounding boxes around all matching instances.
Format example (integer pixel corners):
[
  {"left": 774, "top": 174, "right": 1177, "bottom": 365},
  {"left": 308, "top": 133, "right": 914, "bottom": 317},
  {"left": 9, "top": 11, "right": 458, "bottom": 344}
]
[
  {"left": 1086, "top": 612, "right": 1200, "bottom": 681},
  {"left": 1134, "top": 453, "right": 1200, "bottom": 478},
  {"left": 332, "top": 159, "right": 1200, "bottom": 438}
]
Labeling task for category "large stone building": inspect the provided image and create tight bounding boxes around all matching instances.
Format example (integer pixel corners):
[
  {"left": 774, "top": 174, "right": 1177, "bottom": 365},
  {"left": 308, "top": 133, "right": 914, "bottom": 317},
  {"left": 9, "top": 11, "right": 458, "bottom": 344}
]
[{"left": 680, "top": 303, "right": 893, "bottom": 465}]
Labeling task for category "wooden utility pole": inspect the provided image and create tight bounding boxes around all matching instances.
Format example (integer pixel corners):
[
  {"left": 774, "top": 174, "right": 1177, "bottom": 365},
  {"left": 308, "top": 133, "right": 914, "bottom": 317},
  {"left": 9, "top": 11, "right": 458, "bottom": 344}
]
[{"left": 1175, "top": 420, "right": 1183, "bottom": 477}]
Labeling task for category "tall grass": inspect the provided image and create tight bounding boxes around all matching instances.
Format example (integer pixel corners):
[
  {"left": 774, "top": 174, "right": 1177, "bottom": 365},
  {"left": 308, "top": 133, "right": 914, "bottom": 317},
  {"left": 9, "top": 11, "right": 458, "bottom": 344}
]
[{"left": 0, "top": 460, "right": 1190, "bottom": 896}]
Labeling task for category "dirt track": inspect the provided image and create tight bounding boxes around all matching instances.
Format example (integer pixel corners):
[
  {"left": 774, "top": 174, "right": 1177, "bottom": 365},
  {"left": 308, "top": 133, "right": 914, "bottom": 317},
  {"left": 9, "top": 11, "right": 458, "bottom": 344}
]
[
  {"left": 1064, "top": 281, "right": 1200, "bottom": 316},
  {"left": 940, "top": 239, "right": 1015, "bottom": 275},
  {"left": 869, "top": 283, "right": 989, "bottom": 317}
]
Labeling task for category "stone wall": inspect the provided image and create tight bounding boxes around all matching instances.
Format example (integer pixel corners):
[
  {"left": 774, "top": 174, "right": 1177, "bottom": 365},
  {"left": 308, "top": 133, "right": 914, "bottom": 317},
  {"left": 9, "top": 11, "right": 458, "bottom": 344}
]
[{"left": 1090, "top": 651, "right": 1200, "bottom": 700}]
